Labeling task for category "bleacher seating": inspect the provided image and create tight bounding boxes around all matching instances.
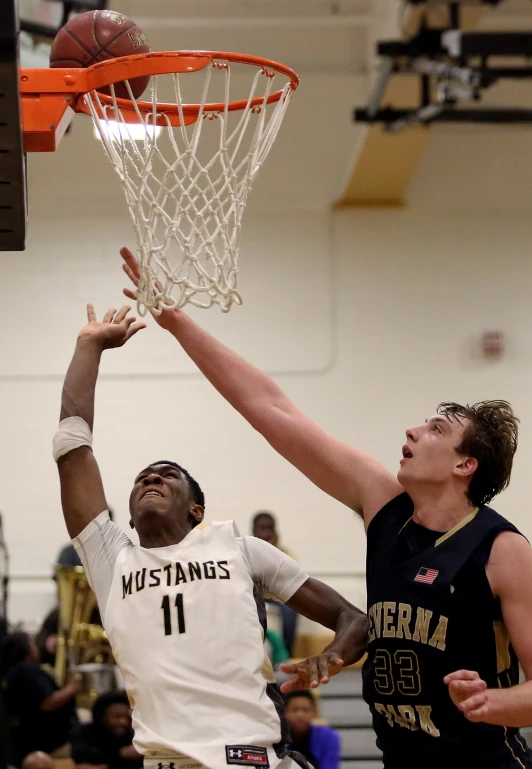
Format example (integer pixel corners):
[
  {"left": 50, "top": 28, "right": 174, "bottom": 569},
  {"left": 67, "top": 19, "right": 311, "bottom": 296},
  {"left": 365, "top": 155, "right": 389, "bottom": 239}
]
[{"left": 319, "top": 669, "right": 383, "bottom": 769}]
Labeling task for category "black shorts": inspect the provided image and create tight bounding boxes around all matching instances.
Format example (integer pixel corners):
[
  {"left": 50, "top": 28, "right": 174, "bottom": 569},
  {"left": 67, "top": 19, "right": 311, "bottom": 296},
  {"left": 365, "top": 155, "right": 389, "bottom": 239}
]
[{"left": 383, "top": 749, "right": 532, "bottom": 769}]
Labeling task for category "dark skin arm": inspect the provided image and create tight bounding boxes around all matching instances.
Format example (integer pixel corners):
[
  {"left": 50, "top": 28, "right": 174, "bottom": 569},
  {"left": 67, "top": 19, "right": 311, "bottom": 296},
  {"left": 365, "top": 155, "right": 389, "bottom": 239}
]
[
  {"left": 58, "top": 304, "right": 145, "bottom": 538},
  {"left": 40, "top": 674, "right": 82, "bottom": 712},
  {"left": 280, "top": 577, "right": 367, "bottom": 692},
  {"left": 119, "top": 746, "right": 143, "bottom": 761},
  {"left": 75, "top": 764, "right": 108, "bottom": 769}
]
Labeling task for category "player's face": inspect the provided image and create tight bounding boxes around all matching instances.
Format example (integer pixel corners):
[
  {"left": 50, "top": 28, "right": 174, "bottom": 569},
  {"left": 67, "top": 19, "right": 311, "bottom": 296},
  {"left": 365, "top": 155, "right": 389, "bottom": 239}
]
[
  {"left": 398, "top": 413, "right": 476, "bottom": 489},
  {"left": 284, "top": 697, "right": 315, "bottom": 736},
  {"left": 102, "top": 702, "right": 132, "bottom": 737},
  {"left": 253, "top": 517, "right": 277, "bottom": 545},
  {"left": 130, "top": 464, "right": 192, "bottom": 526}
]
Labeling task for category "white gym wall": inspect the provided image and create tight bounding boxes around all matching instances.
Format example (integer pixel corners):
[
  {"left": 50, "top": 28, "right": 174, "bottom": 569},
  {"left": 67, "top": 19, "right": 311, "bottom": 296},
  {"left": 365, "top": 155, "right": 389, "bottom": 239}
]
[{"left": 5, "top": 0, "right": 532, "bottom": 628}]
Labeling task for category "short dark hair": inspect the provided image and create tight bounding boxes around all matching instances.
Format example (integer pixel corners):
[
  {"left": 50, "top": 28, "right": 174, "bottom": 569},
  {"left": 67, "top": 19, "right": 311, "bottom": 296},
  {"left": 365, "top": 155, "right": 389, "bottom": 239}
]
[
  {"left": 0, "top": 631, "right": 32, "bottom": 677},
  {"left": 92, "top": 690, "right": 131, "bottom": 724},
  {"left": 284, "top": 689, "right": 315, "bottom": 706},
  {"left": 437, "top": 400, "right": 519, "bottom": 508},
  {"left": 252, "top": 511, "right": 276, "bottom": 528},
  {"left": 149, "top": 461, "right": 205, "bottom": 510}
]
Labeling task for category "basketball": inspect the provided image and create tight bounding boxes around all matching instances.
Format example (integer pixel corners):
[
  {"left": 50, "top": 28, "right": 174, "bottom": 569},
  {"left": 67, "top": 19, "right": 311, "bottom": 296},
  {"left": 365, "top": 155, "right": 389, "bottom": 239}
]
[{"left": 49, "top": 10, "right": 151, "bottom": 100}]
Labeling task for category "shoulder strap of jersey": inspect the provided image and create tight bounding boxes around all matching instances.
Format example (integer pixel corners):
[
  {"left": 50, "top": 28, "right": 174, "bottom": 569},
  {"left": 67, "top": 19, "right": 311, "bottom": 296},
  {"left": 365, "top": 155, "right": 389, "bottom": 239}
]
[
  {"left": 367, "top": 492, "right": 414, "bottom": 544},
  {"left": 468, "top": 507, "right": 526, "bottom": 568}
]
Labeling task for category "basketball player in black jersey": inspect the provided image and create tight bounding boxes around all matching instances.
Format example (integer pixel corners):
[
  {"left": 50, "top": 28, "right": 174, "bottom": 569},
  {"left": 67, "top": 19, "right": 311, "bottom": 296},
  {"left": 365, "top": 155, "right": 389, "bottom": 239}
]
[{"left": 121, "top": 245, "right": 532, "bottom": 769}]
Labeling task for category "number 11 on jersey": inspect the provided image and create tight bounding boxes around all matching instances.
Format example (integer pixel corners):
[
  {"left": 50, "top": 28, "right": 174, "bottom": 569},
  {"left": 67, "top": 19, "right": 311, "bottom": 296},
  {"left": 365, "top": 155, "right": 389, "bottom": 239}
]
[{"left": 161, "top": 594, "right": 186, "bottom": 636}]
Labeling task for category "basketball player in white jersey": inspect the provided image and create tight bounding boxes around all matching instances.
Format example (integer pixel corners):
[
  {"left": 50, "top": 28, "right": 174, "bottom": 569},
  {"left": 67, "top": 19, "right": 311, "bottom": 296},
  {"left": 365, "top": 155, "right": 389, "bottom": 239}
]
[{"left": 54, "top": 304, "right": 368, "bottom": 769}]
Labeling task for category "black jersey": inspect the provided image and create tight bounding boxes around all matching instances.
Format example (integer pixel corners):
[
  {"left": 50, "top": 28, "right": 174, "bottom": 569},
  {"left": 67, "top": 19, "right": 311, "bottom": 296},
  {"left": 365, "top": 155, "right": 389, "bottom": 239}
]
[{"left": 362, "top": 492, "right": 532, "bottom": 769}]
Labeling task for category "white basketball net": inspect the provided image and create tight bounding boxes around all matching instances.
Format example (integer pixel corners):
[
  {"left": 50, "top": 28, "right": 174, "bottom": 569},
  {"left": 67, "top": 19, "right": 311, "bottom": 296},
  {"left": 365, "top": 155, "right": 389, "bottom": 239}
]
[{"left": 84, "top": 58, "right": 295, "bottom": 314}]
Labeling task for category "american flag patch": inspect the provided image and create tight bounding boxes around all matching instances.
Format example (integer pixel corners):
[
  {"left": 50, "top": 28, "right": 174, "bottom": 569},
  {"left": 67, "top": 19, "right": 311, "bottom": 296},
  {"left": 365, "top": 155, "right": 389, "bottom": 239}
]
[{"left": 414, "top": 567, "right": 439, "bottom": 584}]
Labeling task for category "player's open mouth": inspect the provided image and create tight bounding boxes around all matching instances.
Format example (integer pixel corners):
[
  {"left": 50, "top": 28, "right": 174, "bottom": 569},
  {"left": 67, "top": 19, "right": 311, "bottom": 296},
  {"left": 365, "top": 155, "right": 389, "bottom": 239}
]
[
  {"left": 142, "top": 489, "right": 163, "bottom": 499},
  {"left": 402, "top": 445, "right": 413, "bottom": 459}
]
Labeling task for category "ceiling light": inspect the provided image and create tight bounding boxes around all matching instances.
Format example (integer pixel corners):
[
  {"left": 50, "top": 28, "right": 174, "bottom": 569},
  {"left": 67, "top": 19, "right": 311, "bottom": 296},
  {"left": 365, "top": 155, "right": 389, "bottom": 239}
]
[{"left": 93, "top": 120, "right": 162, "bottom": 142}]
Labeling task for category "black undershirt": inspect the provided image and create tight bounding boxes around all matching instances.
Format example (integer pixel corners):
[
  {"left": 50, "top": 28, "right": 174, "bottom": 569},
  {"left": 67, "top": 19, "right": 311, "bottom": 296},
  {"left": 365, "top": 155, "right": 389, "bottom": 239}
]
[{"left": 290, "top": 731, "right": 320, "bottom": 769}]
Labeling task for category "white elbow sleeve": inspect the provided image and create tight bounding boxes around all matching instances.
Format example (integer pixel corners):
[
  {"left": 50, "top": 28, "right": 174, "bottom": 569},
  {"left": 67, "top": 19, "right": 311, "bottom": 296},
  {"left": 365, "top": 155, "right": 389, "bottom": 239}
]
[{"left": 53, "top": 416, "right": 93, "bottom": 462}]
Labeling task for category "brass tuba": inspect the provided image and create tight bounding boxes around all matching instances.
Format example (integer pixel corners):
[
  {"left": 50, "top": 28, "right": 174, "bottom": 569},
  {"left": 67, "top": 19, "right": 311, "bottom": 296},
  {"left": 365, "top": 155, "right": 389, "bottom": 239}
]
[{"left": 54, "top": 564, "right": 117, "bottom": 708}]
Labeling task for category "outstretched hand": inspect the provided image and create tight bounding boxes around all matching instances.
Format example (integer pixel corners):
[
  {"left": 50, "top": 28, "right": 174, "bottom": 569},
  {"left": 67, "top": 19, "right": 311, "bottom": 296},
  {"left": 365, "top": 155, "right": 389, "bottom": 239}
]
[
  {"left": 120, "top": 246, "right": 180, "bottom": 330},
  {"left": 78, "top": 304, "right": 146, "bottom": 350},
  {"left": 280, "top": 652, "right": 344, "bottom": 693}
]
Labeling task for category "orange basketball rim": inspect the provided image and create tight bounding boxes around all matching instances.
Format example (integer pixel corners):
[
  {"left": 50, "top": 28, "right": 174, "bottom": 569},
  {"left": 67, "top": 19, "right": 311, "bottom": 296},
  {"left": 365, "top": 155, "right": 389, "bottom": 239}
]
[
  {"left": 20, "top": 50, "right": 299, "bottom": 152},
  {"left": 20, "top": 50, "right": 299, "bottom": 313}
]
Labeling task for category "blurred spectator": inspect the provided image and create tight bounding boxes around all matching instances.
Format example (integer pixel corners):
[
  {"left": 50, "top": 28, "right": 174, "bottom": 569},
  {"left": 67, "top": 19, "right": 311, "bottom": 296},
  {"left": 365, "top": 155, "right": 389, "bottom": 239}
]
[
  {"left": 35, "top": 608, "right": 60, "bottom": 667},
  {"left": 56, "top": 543, "right": 83, "bottom": 569},
  {"left": 0, "top": 616, "right": 8, "bottom": 642},
  {"left": 0, "top": 621, "right": 15, "bottom": 769},
  {"left": 0, "top": 692, "right": 14, "bottom": 769},
  {"left": 284, "top": 690, "right": 341, "bottom": 769},
  {"left": 0, "top": 631, "right": 80, "bottom": 765},
  {"left": 264, "top": 629, "right": 290, "bottom": 669},
  {"left": 70, "top": 691, "right": 142, "bottom": 769},
  {"left": 21, "top": 753, "right": 54, "bottom": 769},
  {"left": 36, "top": 606, "right": 102, "bottom": 668},
  {"left": 37, "top": 517, "right": 114, "bottom": 668},
  {"left": 251, "top": 511, "right": 298, "bottom": 655},
  {"left": 252, "top": 512, "right": 297, "bottom": 559},
  {"left": 35, "top": 539, "right": 82, "bottom": 666},
  {"left": 36, "top": 604, "right": 101, "bottom": 669}
]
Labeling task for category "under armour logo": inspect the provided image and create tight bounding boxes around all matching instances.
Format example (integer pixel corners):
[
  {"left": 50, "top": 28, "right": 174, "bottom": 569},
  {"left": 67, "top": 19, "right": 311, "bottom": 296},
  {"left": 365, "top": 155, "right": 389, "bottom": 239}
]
[
  {"left": 226, "top": 746, "right": 269, "bottom": 768},
  {"left": 158, "top": 763, "right": 176, "bottom": 769}
]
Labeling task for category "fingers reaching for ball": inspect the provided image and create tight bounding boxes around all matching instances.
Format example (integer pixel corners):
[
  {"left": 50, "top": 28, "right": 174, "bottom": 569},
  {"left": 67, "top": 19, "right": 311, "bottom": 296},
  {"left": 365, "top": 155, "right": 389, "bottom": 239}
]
[
  {"left": 120, "top": 246, "right": 183, "bottom": 331},
  {"left": 78, "top": 303, "right": 146, "bottom": 350},
  {"left": 120, "top": 246, "right": 141, "bottom": 292}
]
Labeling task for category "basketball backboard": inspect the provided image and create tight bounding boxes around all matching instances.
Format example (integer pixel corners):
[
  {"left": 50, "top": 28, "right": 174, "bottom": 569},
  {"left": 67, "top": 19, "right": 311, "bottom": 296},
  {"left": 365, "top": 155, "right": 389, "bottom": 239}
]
[
  {"left": 0, "top": 0, "right": 26, "bottom": 251},
  {"left": 0, "top": 0, "right": 108, "bottom": 251}
]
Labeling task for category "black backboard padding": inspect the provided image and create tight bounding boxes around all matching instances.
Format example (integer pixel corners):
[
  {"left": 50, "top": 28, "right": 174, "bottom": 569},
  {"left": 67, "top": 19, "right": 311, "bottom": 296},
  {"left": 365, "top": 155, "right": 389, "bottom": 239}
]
[{"left": 0, "top": 0, "right": 27, "bottom": 251}]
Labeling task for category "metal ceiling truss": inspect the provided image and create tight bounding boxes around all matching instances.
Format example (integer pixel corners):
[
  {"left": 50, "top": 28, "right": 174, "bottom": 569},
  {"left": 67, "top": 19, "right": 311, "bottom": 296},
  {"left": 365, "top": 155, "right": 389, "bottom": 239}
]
[{"left": 356, "top": 0, "right": 532, "bottom": 130}]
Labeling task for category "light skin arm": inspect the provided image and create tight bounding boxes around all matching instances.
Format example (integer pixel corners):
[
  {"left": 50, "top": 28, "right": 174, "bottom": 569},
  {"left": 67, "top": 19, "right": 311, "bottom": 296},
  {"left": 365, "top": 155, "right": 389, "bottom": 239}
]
[
  {"left": 121, "top": 247, "right": 402, "bottom": 525},
  {"left": 279, "top": 577, "right": 367, "bottom": 692},
  {"left": 58, "top": 304, "right": 145, "bottom": 538},
  {"left": 444, "top": 531, "right": 532, "bottom": 727}
]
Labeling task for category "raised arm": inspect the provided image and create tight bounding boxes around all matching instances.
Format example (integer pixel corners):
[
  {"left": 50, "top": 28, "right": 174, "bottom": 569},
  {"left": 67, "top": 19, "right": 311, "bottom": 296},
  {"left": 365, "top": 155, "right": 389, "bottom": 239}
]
[
  {"left": 56, "top": 304, "right": 145, "bottom": 538},
  {"left": 121, "top": 247, "right": 402, "bottom": 524}
]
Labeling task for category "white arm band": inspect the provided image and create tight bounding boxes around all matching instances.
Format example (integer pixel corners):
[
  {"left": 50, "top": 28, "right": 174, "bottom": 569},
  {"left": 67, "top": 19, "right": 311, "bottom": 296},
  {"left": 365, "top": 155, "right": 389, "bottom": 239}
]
[{"left": 53, "top": 416, "right": 93, "bottom": 463}]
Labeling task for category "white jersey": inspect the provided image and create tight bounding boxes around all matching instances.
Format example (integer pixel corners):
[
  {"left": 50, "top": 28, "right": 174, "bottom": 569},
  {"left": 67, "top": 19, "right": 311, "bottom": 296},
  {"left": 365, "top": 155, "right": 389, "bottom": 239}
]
[{"left": 73, "top": 513, "right": 309, "bottom": 769}]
